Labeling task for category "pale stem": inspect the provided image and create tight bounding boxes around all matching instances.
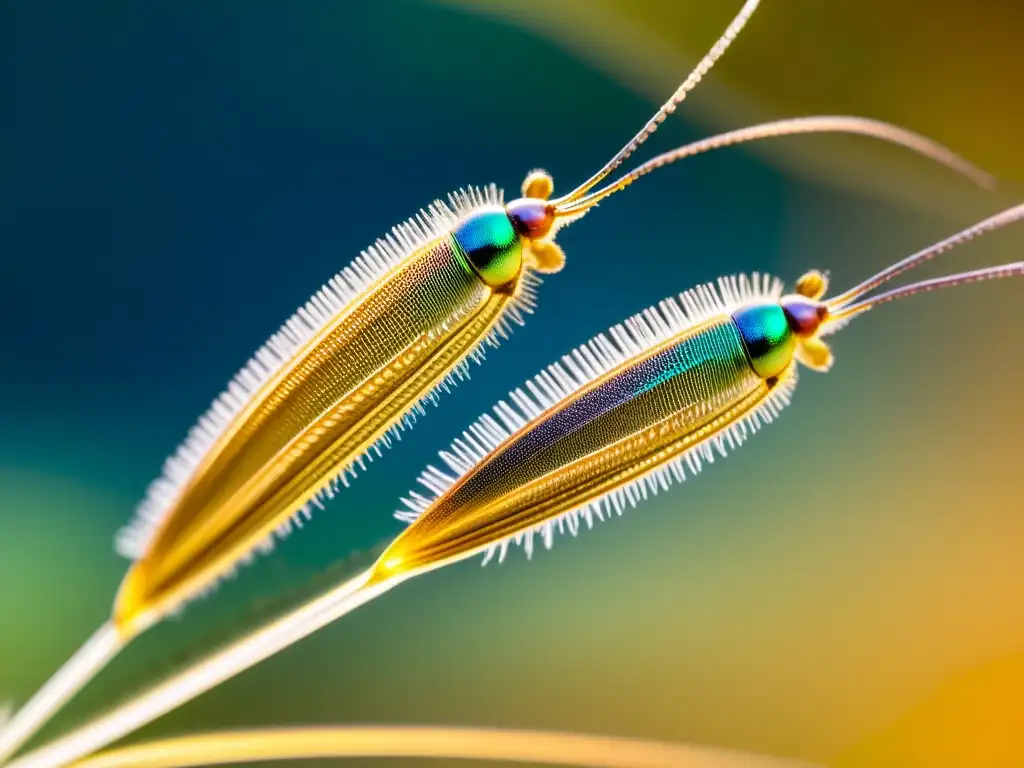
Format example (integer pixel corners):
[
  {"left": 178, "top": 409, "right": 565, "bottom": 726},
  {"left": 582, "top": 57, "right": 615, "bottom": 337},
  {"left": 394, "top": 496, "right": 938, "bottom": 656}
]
[
  {"left": 8, "top": 571, "right": 398, "bottom": 768},
  {"left": 68, "top": 725, "right": 823, "bottom": 768},
  {"left": 0, "top": 623, "right": 124, "bottom": 765}
]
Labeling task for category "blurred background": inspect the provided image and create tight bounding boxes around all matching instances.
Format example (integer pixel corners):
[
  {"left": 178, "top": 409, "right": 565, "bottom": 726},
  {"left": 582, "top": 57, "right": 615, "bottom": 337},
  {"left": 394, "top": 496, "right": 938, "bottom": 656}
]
[{"left": 2, "top": 1, "right": 1023, "bottom": 766}]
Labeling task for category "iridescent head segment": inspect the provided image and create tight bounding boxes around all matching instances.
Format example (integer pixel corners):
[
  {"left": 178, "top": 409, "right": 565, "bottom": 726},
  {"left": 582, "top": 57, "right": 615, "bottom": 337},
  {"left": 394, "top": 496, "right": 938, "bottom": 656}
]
[
  {"left": 452, "top": 206, "right": 523, "bottom": 287},
  {"left": 759, "top": 203, "right": 1024, "bottom": 376},
  {"left": 450, "top": 171, "right": 564, "bottom": 288},
  {"left": 732, "top": 303, "right": 797, "bottom": 379}
]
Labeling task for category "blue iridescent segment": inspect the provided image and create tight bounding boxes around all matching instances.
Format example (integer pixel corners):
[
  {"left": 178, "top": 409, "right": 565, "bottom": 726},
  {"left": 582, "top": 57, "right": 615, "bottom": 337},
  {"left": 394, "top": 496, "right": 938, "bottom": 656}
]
[
  {"left": 451, "top": 205, "right": 522, "bottom": 286},
  {"left": 731, "top": 303, "right": 795, "bottom": 378}
]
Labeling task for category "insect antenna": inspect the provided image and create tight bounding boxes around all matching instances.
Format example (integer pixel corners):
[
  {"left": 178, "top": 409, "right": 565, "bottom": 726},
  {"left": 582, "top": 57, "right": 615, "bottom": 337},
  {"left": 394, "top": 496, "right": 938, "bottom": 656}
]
[
  {"left": 552, "top": 0, "right": 762, "bottom": 206},
  {"left": 547, "top": 0, "right": 991, "bottom": 218},
  {"left": 829, "top": 202, "right": 1024, "bottom": 308},
  {"left": 826, "top": 202, "right": 1024, "bottom": 325},
  {"left": 830, "top": 262, "right": 1024, "bottom": 324},
  {"left": 553, "top": 116, "right": 994, "bottom": 217}
]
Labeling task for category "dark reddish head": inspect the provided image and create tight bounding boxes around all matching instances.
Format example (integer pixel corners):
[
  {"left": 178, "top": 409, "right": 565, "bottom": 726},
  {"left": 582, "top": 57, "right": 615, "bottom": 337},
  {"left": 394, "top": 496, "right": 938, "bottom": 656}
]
[
  {"left": 506, "top": 197, "right": 555, "bottom": 241},
  {"left": 781, "top": 296, "right": 828, "bottom": 337}
]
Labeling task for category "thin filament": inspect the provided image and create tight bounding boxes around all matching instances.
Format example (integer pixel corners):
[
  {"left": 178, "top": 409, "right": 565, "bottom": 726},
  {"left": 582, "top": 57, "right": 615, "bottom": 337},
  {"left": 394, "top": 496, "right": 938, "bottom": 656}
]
[
  {"left": 0, "top": 624, "right": 123, "bottom": 766},
  {"left": 7, "top": 572, "right": 400, "bottom": 768},
  {"left": 555, "top": 116, "right": 994, "bottom": 216},
  {"left": 829, "top": 202, "right": 1024, "bottom": 308},
  {"left": 829, "top": 262, "right": 1024, "bottom": 324},
  {"left": 67, "top": 726, "right": 821, "bottom": 768},
  {"left": 555, "top": 0, "right": 761, "bottom": 205}
]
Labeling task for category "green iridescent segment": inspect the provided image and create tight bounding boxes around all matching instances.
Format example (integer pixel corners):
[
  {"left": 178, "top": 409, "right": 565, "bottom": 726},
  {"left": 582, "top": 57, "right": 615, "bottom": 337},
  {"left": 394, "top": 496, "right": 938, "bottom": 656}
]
[
  {"left": 452, "top": 206, "right": 522, "bottom": 287},
  {"left": 731, "top": 303, "right": 795, "bottom": 378}
]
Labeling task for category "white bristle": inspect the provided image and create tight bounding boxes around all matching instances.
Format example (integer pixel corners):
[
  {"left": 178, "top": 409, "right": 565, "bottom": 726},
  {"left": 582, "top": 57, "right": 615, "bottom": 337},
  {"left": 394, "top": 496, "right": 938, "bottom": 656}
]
[
  {"left": 395, "top": 273, "right": 794, "bottom": 564},
  {"left": 118, "top": 184, "right": 538, "bottom": 574}
]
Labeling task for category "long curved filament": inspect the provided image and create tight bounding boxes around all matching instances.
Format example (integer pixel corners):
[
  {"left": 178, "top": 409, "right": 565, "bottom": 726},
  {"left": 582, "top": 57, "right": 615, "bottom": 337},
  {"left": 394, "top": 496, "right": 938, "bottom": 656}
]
[
  {"left": 0, "top": 624, "right": 124, "bottom": 766},
  {"left": 828, "top": 202, "right": 1024, "bottom": 309},
  {"left": 554, "top": 116, "right": 994, "bottom": 217},
  {"left": 67, "top": 726, "right": 820, "bottom": 768},
  {"left": 6, "top": 571, "right": 400, "bottom": 768},
  {"left": 553, "top": 0, "right": 761, "bottom": 206},
  {"left": 828, "top": 261, "right": 1024, "bottom": 325}
]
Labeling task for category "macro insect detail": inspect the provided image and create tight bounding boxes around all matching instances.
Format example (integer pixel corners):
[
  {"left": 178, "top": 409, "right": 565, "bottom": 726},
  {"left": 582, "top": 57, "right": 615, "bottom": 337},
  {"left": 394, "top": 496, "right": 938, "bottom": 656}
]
[
  {"left": 10, "top": 203, "right": 1021, "bottom": 768},
  {"left": 373, "top": 207, "right": 1024, "bottom": 579},
  {"left": 388, "top": 272, "right": 796, "bottom": 566},
  {"left": 0, "top": 0, "right": 1003, "bottom": 764},
  {"left": 112, "top": 183, "right": 550, "bottom": 630}
]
